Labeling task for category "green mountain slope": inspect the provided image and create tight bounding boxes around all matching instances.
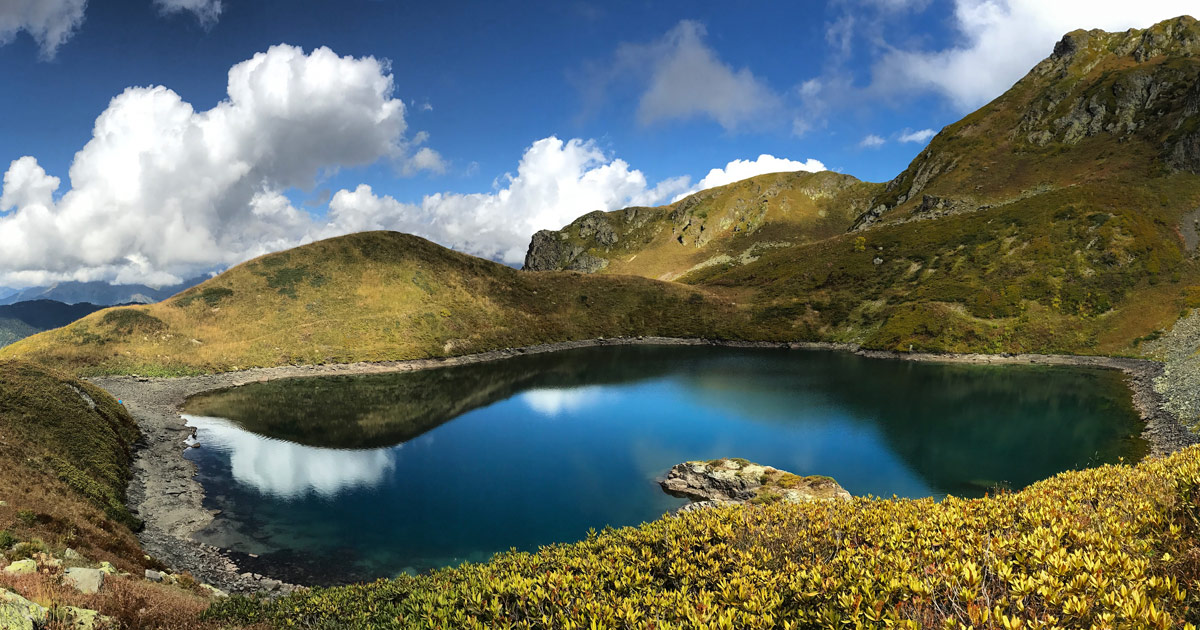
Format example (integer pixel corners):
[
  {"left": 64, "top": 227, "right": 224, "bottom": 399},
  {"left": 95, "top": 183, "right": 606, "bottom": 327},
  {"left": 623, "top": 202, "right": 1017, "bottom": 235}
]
[
  {"left": 0, "top": 231, "right": 748, "bottom": 375},
  {"left": 525, "top": 170, "right": 879, "bottom": 281},
  {"left": 531, "top": 16, "right": 1200, "bottom": 356}
]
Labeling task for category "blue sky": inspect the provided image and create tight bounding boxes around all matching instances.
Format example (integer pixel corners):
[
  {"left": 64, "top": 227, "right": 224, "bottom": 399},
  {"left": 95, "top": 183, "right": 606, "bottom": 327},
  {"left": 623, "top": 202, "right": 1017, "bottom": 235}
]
[{"left": 0, "top": 0, "right": 1194, "bottom": 286}]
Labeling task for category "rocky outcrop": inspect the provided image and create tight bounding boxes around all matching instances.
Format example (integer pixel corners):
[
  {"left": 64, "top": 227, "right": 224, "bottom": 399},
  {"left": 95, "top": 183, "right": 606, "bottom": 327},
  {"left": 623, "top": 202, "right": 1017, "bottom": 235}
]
[
  {"left": 660, "top": 458, "right": 851, "bottom": 510},
  {"left": 522, "top": 228, "right": 610, "bottom": 272}
]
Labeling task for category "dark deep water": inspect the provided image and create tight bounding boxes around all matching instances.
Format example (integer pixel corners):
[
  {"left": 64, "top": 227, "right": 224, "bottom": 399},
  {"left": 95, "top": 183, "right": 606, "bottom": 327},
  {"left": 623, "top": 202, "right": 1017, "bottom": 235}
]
[{"left": 180, "top": 345, "right": 1146, "bottom": 585}]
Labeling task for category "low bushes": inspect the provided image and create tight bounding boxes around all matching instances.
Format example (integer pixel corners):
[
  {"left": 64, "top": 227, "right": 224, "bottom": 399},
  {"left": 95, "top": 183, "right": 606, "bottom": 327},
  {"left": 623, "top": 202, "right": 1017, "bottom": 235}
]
[{"left": 207, "top": 446, "right": 1200, "bottom": 629}]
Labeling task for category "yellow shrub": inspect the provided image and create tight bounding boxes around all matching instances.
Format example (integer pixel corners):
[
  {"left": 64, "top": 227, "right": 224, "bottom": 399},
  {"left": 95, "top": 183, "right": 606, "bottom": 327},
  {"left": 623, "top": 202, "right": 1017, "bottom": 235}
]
[{"left": 207, "top": 446, "right": 1200, "bottom": 629}]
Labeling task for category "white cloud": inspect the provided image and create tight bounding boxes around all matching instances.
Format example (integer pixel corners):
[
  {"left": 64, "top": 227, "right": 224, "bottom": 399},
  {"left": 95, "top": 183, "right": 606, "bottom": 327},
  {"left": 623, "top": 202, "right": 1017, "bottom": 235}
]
[
  {"left": 859, "top": 134, "right": 886, "bottom": 148},
  {"left": 0, "top": 41, "right": 829, "bottom": 283},
  {"left": 598, "top": 20, "right": 781, "bottom": 131},
  {"left": 874, "top": 1, "right": 1200, "bottom": 110},
  {"left": 184, "top": 415, "right": 396, "bottom": 499},
  {"left": 325, "top": 137, "right": 682, "bottom": 265},
  {"left": 898, "top": 128, "right": 936, "bottom": 143},
  {"left": 0, "top": 0, "right": 86, "bottom": 58},
  {"left": 671, "top": 154, "right": 826, "bottom": 202},
  {"left": 324, "top": 141, "right": 828, "bottom": 265},
  {"left": 404, "top": 147, "right": 447, "bottom": 175},
  {"left": 153, "top": 0, "right": 222, "bottom": 26},
  {"left": 0, "top": 44, "right": 416, "bottom": 286}
]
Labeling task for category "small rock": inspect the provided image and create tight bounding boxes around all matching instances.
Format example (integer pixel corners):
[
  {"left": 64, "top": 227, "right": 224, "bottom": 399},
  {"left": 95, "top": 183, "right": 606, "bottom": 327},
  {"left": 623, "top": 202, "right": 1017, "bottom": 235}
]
[
  {"left": 3, "top": 559, "right": 37, "bottom": 575},
  {"left": 64, "top": 568, "right": 105, "bottom": 594},
  {"left": 200, "top": 584, "right": 228, "bottom": 598},
  {"left": 63, "top": 548, "right": 83, "bottom": 561},
  {"left": 97, "top": 561, "right": 117, "bottom": 575},
  {"left": 0, "top": 500, "right": 7, "bottom": 506},
  {"left": 144, "top": 569, "right": 163, "bottom": 583},
  {"left": 61, "top": 606, "right": 110, "bottom": 630}
]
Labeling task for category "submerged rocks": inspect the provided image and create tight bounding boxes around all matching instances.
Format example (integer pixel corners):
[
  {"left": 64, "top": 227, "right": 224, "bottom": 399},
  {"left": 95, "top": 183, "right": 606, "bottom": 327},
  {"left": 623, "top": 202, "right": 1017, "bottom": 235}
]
[{"left": 660, "top": 458, "right": 850, "bottom": 510}]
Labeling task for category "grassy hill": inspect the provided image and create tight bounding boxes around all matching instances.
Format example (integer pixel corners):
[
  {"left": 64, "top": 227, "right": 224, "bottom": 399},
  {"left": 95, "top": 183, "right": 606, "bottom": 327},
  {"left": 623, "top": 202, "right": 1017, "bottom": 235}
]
[
  {"left": 531, "top": 17, "right": 1200, "bottom": 357},
  {"left": 524, "top": 170, "right": 879, "bottom": 281},
  {"left": 0, "top": 231, "right": 750, "bottom": 375}
]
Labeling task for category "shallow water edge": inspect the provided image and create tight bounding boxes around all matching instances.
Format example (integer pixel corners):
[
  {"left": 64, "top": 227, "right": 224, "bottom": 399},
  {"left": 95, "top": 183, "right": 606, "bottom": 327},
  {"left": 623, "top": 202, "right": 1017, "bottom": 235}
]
[{"left": 89, "top": 337, "right": 1198, "bottom": 594}]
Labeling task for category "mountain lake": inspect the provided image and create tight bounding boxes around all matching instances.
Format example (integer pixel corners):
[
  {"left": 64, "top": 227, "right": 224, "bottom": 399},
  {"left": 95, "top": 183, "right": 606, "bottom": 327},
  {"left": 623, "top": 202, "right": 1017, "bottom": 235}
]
[{"left": 180, "top": 345, "right": 1146, "bottom": 584}]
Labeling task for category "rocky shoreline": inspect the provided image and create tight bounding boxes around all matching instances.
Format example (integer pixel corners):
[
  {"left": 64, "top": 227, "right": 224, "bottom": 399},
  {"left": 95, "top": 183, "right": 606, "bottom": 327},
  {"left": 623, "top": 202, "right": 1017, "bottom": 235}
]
[{"left": 90, "top": 336, "right": 1198, "bottom": 594}]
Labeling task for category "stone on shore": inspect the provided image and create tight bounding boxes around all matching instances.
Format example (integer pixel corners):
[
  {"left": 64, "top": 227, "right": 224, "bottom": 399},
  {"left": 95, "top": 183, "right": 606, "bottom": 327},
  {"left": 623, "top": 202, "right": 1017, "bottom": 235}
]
[
  {"left": 64, "top": 568, "right": 105, "bottom": 594},
  {"left": 661, "top": 458, "right": 851, "bottom": 509}
]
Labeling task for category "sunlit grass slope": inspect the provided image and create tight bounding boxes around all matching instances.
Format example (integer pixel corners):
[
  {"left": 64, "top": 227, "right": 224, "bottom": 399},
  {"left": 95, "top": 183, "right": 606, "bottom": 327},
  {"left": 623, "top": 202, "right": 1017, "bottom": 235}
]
[
  {"left": 0, "top": 360, "right": 143, "bottom": 569},
  {"left": 207, "top": 445, "right": 1200, "bottom": 629},
  {"left": 525, "top": 170, "right": 880, "bottom": 281},
  {"left": 1, "top": 231, "right": 750, "bottom": 375}
]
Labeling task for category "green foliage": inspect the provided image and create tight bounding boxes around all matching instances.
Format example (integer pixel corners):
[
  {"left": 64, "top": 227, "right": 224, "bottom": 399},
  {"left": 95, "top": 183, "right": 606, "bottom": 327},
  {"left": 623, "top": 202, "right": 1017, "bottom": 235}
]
[
  {"left": 205, "top": 446, "right": 1200, "bottom": 629},
  {"left": 174, "top": 286, "right": 234, "bottom": 308},
  {"left": 99, "top": 309, "right": 166, "bottom": 335},
  {"left": 0, "top": 530, "right": 14, "bottom": 550},
  {"left": 15, "top": 510, "right": 36, "bottom": 527}
]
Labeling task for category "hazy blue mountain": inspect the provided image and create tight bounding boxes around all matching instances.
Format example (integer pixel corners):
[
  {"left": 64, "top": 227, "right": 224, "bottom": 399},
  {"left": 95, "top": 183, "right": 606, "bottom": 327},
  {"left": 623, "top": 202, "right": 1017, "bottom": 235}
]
[
  {"left": 0, "top": 300, "right": 110, "bottom": 347},
  {"left": 0, "top": 277, "right": 206, "bottom": 306}
]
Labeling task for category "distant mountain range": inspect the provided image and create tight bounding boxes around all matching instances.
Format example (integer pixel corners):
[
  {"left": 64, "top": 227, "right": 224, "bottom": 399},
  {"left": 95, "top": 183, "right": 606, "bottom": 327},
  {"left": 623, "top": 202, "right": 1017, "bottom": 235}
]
[
  {"left": 0, "top": 277, "right": 206, "bottom": 307},
  {"left": 0, "top": 300, "right": 112, "bottom": 347}
]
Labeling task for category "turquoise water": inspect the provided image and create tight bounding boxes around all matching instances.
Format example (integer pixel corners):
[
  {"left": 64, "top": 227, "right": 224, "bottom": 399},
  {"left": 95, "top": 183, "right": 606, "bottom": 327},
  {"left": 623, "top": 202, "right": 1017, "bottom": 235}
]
[{"left": 180, "top": 345, "right": 1145, "bottom": 585}]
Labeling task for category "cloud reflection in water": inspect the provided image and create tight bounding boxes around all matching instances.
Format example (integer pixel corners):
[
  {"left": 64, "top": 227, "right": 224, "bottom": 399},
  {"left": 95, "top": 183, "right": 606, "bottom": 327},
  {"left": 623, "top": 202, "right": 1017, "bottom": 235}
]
[
  {"left": 519, "top": 386, "right": 608, "bottom": 416},
  {"left": 183, "top": 415, "right": 396, "bottom": 499}
]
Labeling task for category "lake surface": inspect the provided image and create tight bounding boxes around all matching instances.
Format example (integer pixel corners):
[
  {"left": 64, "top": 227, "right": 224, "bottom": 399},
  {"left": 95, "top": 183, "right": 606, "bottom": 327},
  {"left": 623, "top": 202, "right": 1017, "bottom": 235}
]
[{"left": 181, "top": 345, "right": 1146, "bottom": 585}]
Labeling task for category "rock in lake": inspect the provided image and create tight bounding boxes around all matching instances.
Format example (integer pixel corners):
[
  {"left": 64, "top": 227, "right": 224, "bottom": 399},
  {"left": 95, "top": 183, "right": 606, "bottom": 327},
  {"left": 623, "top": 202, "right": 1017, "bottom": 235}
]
[{"left": 660, "top": 458, "right": 850, "bottom": 509}]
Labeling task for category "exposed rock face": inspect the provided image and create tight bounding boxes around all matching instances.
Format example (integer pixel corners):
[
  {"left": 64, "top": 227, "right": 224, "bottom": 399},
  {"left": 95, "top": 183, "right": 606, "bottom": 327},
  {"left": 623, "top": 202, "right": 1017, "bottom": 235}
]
[
  {"left": 660, "top": 458, "right": 851, "bottom": 509},
  {"left": 523, "top": 228, "right": 610, "bottom": 272}
]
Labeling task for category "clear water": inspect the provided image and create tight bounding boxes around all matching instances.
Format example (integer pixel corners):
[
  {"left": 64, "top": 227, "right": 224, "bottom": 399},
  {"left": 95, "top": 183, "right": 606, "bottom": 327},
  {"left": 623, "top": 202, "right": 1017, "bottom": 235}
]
[{"left": 180, "top": 345, "right": 1146, "bottom": 585}]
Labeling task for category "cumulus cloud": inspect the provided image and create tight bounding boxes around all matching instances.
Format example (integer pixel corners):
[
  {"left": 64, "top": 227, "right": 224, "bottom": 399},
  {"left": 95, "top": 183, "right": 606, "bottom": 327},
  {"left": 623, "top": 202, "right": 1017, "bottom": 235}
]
[
  {"left": 671, "top": 154, "right": 826, "bottom": 202},
  {"left": 585, "top": 20, "right": 782, "bottom": 131},
  {"left": 324, "top": 137, "right": 682, "bottom": 265},
  {"left": 874, "top": 0, "right": 1200, "bottom": 110},
  {"left": 153, "top": 0, "right": 222, "bottom": 26},
  {"left": 323, "top": 141, "right": 830, "bottom": 265},
  {"left": 898, "top": 128, "right": 935, "bottom": 143},
  {"left": 859, "top": 134, "right": 886, "bottom": 148},
  {"left": 0, "top": 0, "right": 87, "bottom": 58},
  {"left": 0, "top": 44, "right": 417, "bottom": 286},
  {"left": 0, "top": 42, "right": 828, "bottom": 283}
]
